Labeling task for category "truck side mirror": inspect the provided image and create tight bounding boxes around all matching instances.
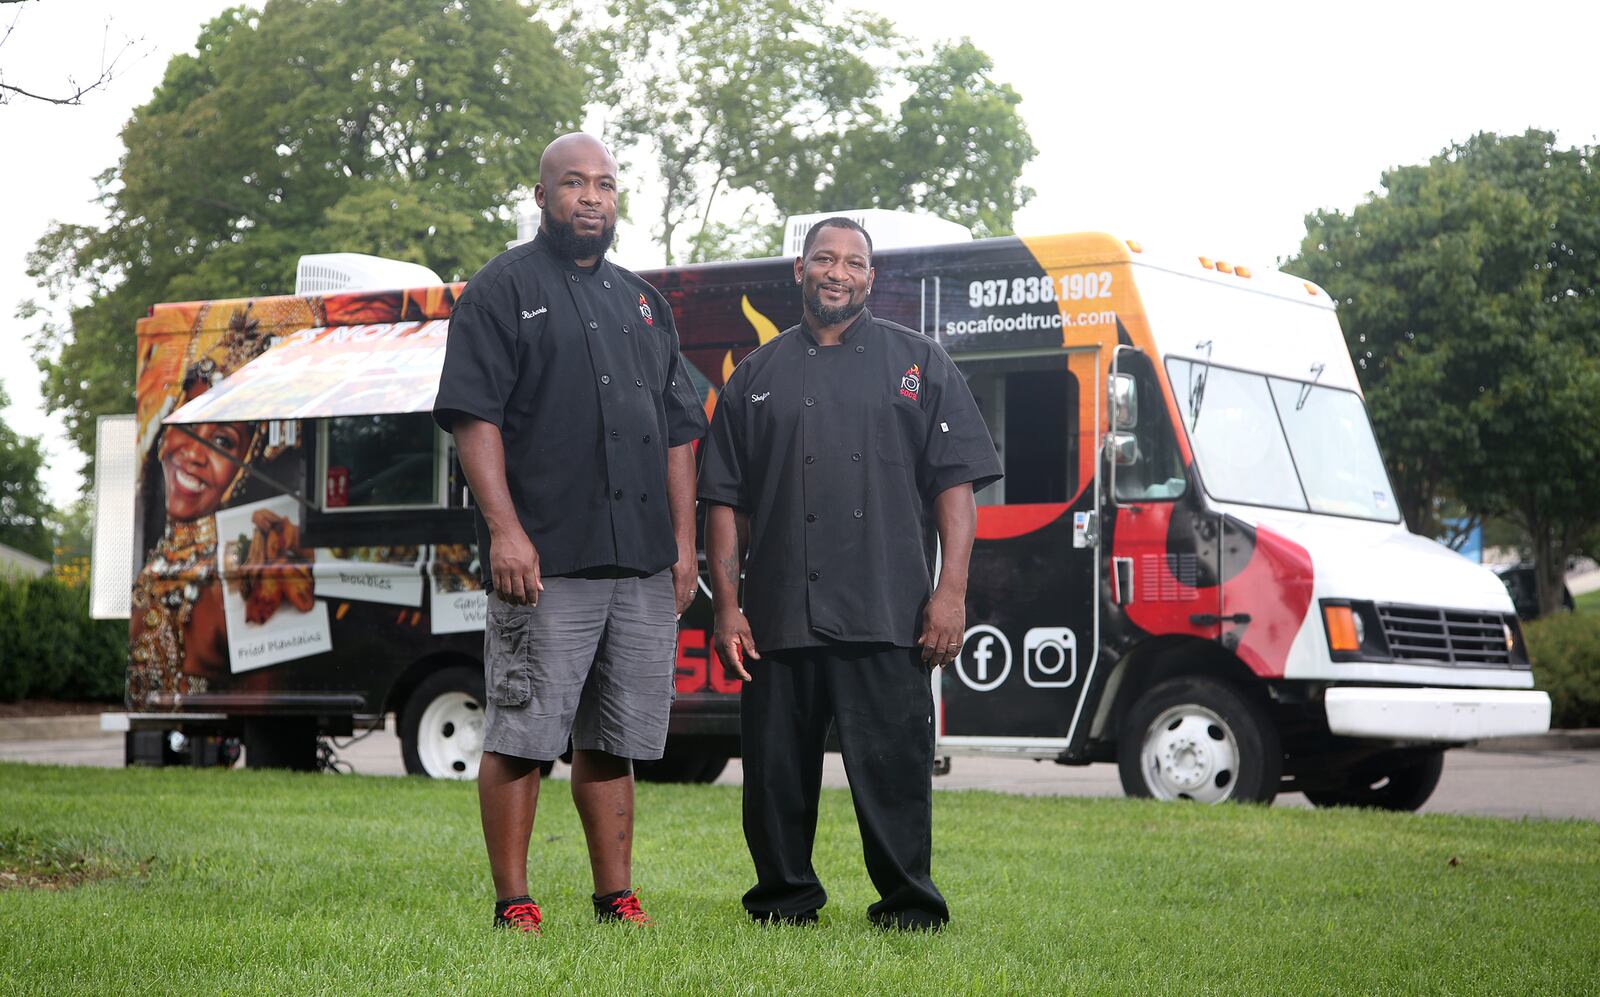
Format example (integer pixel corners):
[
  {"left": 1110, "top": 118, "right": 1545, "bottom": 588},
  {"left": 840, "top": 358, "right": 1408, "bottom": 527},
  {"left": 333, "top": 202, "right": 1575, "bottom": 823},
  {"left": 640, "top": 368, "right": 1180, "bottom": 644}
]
[
  {"left": 1111, "top": 373, "right": 1138, "bottom": 430},
  {"left": 1109, "top": 432, "right": 1140, "bottom": 466}
]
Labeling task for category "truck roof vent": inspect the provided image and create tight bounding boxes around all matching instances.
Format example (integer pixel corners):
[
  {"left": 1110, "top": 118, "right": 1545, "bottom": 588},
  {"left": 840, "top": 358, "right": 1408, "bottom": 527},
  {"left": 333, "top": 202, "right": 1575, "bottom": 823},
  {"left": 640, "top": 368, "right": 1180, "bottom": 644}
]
[
  {"left": 782, "top": 209, "right": 972, "bottom": 258},
  {"left": 294, "top": 253, "right": 443, "bottom": 295}
]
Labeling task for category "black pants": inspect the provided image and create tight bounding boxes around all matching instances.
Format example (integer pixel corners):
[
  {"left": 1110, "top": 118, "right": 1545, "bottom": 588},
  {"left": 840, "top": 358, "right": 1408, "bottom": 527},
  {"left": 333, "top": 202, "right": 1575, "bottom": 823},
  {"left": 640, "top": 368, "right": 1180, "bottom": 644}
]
[{"left": 740, "top": 643, "right": 949, "bottom": 926}]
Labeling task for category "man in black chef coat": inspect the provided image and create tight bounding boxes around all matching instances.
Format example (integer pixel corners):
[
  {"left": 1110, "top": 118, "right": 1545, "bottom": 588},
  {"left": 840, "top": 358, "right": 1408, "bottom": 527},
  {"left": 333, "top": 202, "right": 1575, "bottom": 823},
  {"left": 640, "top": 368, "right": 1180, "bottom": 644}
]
[
  {"left": 699, "top": 217, "right": 1002, "bottom": 930},
  {"left": 434, "top": 133, "right": 706, "bottom": 934}
]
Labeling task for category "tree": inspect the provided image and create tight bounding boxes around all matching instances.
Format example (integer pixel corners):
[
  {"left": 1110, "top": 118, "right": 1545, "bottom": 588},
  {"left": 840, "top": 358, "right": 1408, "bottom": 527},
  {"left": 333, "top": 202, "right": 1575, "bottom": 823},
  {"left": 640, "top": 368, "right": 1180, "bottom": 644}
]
[
  {"left": 1285, "top": 130, "right": 1600, "bottom": 616},
  {"left": 0, "top": 382, "right": 54, "bottom": 561},
  {"left": 574, "top": 2, "right": 1036, "bottom": 262},
  {"left": 25, "top": 0, "right": 585, "bottom": 462},
  {"left": 0, "top": 0, "right": 144, "bottom": 106},
  {"left": 760, "top": 40, "right": 1037, "bottom": 239}
]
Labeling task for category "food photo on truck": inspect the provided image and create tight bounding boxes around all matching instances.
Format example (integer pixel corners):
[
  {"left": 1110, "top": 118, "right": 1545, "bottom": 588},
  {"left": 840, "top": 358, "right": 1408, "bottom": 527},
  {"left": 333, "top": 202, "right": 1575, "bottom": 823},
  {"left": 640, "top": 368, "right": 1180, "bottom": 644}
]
[{"left": 90, "top": 209, "right": 1551, "bottom": 809}]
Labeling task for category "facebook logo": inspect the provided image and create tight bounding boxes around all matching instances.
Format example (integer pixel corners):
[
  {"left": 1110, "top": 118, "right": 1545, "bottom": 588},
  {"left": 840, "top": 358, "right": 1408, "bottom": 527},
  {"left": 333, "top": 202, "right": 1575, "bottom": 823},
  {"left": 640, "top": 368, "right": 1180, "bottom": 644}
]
[{"left": 954, "top": 625, "right": 1012, "bottom": 693}]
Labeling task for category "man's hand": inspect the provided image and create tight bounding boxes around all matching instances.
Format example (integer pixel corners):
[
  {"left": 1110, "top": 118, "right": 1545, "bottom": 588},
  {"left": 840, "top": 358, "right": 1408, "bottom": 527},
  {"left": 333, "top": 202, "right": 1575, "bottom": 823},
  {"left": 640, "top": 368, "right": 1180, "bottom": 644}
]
[
  {"left": 491, "top": 527, "right": 543, "bottom": 605},
  {"left": 917, "top": 587, "right": 965, "bottom": 668},
  {"left": 712, "top": 606, "right": 758, "bottom": 682},
  {"left": 671, "top": 541, "right": 698, "bottom": 616}
]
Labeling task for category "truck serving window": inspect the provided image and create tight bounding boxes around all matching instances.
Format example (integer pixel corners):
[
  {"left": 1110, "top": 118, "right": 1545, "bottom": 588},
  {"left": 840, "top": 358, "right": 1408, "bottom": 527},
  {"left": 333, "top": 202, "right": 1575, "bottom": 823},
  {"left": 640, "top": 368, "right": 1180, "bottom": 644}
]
[
  {"left": 961, "top": 354, "right": 1077, "bottom": 505},
  {"left": 319, "top": 413, "right": 445, "bottom": 511}
]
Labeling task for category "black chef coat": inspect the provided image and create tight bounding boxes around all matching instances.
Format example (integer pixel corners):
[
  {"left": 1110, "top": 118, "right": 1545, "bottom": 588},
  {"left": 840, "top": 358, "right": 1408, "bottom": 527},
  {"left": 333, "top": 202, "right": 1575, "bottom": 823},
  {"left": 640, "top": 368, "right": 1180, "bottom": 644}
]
[
  {"left": 698, "top": 309, "right": 1001, "bottom": 650},
  {"left": 433, "top": 231, "right": 707, "bottom": 583}
]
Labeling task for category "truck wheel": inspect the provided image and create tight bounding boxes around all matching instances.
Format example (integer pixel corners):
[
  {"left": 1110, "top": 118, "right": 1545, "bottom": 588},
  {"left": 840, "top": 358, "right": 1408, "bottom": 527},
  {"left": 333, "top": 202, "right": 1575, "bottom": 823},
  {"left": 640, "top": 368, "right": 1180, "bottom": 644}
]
[
  {"left": 1118, "top": 677, "right": 1281, "bottom": 804},
  {"left": 1303, "top": 749, "right": 1445, "bottom": 811},
  {"left": 401, "top": 666, "right": 486, "bottom": 780},
  {"left": 634, "top": 741, "right": 729, "bottom": 784}
]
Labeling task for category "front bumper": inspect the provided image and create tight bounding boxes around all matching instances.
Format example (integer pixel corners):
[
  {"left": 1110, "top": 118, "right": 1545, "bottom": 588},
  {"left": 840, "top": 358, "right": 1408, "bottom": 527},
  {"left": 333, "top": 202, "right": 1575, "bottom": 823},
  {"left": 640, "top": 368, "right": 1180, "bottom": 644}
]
[{"left": 1324, "top": 687, "right": 1552, "bottom": 742}]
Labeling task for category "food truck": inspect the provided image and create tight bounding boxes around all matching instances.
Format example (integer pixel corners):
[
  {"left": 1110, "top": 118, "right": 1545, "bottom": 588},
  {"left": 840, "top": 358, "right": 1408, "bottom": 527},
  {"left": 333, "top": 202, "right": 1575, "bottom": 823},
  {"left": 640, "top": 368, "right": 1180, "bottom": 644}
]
[{"left": 94, "top": 216, "right": 1551, "bottom": 808}]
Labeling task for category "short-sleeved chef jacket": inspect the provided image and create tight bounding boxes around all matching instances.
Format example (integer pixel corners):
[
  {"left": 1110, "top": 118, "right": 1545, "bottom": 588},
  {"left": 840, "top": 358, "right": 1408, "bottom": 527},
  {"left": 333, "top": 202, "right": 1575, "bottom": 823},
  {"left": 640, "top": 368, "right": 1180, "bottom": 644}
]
[
  {"left": 433, "top": 231, "right": 707, "bottom": 583},
  {"left": 698, "top": 309, "right": 1002, "bottom": 650}
]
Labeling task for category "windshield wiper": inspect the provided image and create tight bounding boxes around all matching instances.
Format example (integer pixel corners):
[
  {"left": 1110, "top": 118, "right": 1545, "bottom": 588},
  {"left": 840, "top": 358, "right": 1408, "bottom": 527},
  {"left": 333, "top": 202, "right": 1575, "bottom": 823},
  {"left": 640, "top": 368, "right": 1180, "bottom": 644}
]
[
  {"left": 1187, "top": 341, "right": 1213, "bottom": 429},
  {"left": 1296, "top": 362, "right": 1327, "bottom": 411}
]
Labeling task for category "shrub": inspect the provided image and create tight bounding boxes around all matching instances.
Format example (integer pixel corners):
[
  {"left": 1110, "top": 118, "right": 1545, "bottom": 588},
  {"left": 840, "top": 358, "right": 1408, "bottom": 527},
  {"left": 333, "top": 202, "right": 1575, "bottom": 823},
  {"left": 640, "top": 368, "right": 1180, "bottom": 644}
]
[
  {"left": 1525, "top": 610, "right": 1600, "bottom": 729},
  {"left": 0, "top": 576, "right": 126, "bottom": 703}
]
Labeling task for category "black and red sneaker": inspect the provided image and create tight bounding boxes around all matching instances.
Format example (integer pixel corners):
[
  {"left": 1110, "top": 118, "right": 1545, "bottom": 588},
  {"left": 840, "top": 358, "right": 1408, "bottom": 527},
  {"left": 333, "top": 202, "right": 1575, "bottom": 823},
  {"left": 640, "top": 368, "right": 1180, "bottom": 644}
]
[
  {"left": 594, "top": 889, "right": 652, "bottom": 925},
  {"left": 494, "top": 896, "right": 542, "bottom": 934}
]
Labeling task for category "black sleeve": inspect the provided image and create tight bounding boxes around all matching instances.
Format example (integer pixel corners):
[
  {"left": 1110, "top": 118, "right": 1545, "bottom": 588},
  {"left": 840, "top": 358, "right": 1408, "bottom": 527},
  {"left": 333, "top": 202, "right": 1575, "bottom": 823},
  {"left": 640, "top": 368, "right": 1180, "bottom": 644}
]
[
  {"left": 433, "top": 299, "right": 520, "bottom": 433},
  {"left": 696, "top": 365, "right": 749, "bottom": 510},
  {"left": 918, "top": 345, "right": 1003, "bottom": 497},
  {"left": 656, "top": 291, "right": 709, "bottom": 447}
]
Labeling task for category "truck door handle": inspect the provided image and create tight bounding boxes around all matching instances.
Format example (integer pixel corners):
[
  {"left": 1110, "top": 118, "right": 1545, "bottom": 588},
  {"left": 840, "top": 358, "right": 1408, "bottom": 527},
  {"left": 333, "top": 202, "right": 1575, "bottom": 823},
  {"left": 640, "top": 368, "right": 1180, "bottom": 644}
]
[{"left": 1189, "top": 613, "right": 1252, "bottom": 626}]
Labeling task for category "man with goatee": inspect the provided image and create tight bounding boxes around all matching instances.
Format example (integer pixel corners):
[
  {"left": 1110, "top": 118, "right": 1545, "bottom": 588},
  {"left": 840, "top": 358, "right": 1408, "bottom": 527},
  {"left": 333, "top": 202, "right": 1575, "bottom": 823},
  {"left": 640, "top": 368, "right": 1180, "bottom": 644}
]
[
  {"left": 434, "top": 132, "right": 706, "bottom": 934},
  {"left": 699, "top": 217, "right": 1002, "bottom": 931}
]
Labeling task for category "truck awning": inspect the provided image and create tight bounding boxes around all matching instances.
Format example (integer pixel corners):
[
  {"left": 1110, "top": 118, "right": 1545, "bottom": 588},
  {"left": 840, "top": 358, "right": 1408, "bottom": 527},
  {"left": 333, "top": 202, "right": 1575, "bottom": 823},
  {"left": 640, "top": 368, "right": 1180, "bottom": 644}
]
[{"left": 163, "top": 320, "right": 448, "bottom": 424}]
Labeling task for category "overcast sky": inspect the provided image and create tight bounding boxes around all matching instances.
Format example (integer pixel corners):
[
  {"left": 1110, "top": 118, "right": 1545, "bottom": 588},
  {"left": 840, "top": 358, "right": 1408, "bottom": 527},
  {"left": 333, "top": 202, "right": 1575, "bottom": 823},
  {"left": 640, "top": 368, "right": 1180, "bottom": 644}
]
[{"left": 3, "top": 0, "right": 1598, "bottom": 506}]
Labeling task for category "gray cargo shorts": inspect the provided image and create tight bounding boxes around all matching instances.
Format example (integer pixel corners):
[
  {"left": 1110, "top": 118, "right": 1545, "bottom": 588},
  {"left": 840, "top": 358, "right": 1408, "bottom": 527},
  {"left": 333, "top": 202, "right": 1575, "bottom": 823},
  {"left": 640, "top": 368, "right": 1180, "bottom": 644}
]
[{"left": 481, "top": 570, "right": 678, "bottom": 762}]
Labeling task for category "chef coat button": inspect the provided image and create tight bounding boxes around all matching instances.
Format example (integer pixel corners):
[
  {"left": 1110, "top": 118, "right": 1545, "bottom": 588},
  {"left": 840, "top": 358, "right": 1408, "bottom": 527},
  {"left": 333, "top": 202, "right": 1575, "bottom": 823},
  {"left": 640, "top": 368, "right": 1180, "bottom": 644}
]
[
  {"left": 589, "top": 320, "right": 598, "bottom": 329},
  {"left": 808, "top": 571, "right": 819, "bottom": 581},
  {"left": 853, "top": 509, "right": 864, "bottom": 519},
  {"left": 603, "top": 280, "right": 612, "bottom": 288},
  {"left": 640, "top": 493, "right": 648, "bottom": 502},
  {"left": 851, "top": 452, "right": 861, "bottom": 461},
  {"left": 855, "top": 345, "right": 865, "bottom": 353},
  {"left": 569, "top": 274, "right": 579, "bottom": 283},
  {"left": 805, "top": 455, "right": 815, "bottom": 464},
  {"left": 601, "top": 374, "right": 611, "bottom": 385},
  {"left": 807, "top": 347, "right": 817, "bottom": 356},
  {"left": 635, "top": 378, "right": 644, "bottom": 387},
  {"left": 614, "top": 489, "right": 623, "bottom": 499},
  {"left": 642, "top": 434, "right": 651, "bottom": 443},
  {"left": 804, "top": 396, "right": 815, "bottom": 407},
  {"left": 622, "top": 325, "right": 631, "bottom": 334},
  {"left": 806, "top": 513, "right": 817, "bottom": 523},
  {"left": 610, "top": 430, "right": 619, "bottom": 440}
]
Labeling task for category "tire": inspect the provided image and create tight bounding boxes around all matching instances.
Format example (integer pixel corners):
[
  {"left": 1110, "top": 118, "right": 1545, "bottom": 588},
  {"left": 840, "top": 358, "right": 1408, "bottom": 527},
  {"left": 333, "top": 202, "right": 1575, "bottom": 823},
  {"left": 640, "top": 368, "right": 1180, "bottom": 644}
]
[
  {"left": 400, "top": 666, "right": 487, "bottom": 779},
  {"left": 634, "top": 740, "right": 730, "bottom": 784},
  {"left": 1117, "top": 677, "right": 1281, "bottom": 804},
  {"left": 1303, "top": 748, "right": 1445, "bottom": 812}
]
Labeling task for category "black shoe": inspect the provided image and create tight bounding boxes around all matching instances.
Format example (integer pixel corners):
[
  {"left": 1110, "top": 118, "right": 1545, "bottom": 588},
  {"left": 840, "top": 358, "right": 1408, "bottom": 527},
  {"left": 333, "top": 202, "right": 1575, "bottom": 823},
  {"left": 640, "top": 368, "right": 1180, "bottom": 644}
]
[
  {"left": 493, "top": 895, "right": 542, "bottom": 934},
  {"left": 869, "top": 908, "right": 946, "bottom": 932},
  {"left": 749, "top": 908, "right": 819, "bottom": 926},
  {"left": 594, "top": 888, "right": 653, "bottom": 925}
]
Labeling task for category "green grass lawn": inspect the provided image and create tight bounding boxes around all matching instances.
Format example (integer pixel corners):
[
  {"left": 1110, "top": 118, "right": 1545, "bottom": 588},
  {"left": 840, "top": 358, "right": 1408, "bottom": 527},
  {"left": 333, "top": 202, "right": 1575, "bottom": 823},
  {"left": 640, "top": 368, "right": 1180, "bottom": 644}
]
[
  {"left": 1575, "top": 588, "right": 1600, "bottom": 614},
  {"left": 2, "top": 764, "right": 1597, "bottom": 995}
]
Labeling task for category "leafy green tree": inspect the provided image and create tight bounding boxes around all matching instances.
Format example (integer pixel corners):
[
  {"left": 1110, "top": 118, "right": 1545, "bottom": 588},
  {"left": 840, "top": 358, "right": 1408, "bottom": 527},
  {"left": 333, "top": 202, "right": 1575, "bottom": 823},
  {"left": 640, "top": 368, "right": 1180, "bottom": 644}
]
[
  {"left": 0, "top": 383, "right": 54, "bottom": 562},
  {"left": 761, "top": 40, "right": 1037, "bottom": 239},
  {"left": 575, "top": 2, "right": 1036, "bottom": 262},
  {"left": 1286, "top": 130, "right": 1600, "bottom": 616},
  {"left": 25, "top": 0, "right": 584, "bottom": 462},
  {"left": 51, "top": 496, "right": 95, "bottom": 564},
  {"left": 577, "top": 0, "right": 893, "bottom": 264}
]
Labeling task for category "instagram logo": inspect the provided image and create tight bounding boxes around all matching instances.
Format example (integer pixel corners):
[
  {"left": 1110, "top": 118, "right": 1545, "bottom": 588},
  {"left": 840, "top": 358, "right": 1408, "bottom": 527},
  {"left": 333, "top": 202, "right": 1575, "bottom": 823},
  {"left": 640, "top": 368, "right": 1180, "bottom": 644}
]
[{"left": 1022, "top": 627, "right": 1077, "bottom": 688}]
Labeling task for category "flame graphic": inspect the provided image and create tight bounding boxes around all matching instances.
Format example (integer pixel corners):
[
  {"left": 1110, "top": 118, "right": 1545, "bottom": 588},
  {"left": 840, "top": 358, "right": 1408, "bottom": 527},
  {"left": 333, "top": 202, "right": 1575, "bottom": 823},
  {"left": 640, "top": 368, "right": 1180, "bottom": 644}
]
[{"left": 721, "top": 295, "right": 781, "bottom": 384}]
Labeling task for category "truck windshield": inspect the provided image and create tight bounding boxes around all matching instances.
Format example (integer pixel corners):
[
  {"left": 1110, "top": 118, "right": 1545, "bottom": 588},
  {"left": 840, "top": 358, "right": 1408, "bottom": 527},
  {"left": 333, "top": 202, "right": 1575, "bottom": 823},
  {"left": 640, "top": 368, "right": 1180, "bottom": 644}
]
[{"left": 1166, "top": 358, "right": 1400, "bottom": 523}]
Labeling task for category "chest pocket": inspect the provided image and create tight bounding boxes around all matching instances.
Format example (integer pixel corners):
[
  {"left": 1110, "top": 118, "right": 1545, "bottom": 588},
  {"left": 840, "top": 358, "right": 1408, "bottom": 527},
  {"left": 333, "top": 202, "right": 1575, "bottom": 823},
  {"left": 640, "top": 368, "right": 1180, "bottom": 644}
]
[
  {"left": 641, "top": 328, "right": 669, "bottom": 391},
  {"left": 875, "top": 395, "right": 925, "bottom": 466}
]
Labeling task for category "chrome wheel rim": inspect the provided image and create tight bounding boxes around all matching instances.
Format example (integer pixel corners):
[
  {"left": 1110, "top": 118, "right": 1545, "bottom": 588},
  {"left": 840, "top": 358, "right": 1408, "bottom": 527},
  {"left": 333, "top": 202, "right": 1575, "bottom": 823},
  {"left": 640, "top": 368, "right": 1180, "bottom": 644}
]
[
  {"left": 1141, "top": 704, "right": 1240, "bottom": 803},
  {"left": 416, "top": 691, "right": 484, "bottom": 780}
]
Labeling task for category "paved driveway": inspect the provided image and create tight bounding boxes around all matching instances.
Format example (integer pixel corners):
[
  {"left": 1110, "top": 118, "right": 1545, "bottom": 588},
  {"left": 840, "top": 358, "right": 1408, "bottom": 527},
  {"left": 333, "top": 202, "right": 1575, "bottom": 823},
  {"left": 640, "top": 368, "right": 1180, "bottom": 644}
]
[{"left": 3, "top": 728, "right": 1595, "bottom": 820}]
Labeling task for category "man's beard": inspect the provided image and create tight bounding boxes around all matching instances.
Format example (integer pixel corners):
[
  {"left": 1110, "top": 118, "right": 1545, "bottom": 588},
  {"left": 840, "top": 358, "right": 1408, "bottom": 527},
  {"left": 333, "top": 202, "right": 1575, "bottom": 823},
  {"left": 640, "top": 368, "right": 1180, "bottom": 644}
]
[
  {"left": 545, "top": 218, "right": 616, "bottom": 261},
  {"left": 805, "top": 283, "right": 867, "bottom": 327}
]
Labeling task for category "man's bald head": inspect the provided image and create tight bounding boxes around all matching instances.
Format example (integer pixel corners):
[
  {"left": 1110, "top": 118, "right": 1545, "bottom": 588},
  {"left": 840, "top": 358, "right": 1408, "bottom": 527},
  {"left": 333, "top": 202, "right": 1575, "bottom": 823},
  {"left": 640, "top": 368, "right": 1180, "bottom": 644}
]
[
  {"left": 535, "top": 132, "right": 620, "bottom": 265},
  {"left": 538, "top": 132, "right": 617, "bottom": 189}
]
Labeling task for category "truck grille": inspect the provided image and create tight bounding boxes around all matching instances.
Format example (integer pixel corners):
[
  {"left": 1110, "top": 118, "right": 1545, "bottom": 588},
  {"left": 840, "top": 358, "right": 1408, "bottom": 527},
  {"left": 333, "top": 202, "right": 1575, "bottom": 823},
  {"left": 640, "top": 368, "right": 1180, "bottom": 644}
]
[{"left": 1375, "top": 604, "right": 1515, "bottom": 666}]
